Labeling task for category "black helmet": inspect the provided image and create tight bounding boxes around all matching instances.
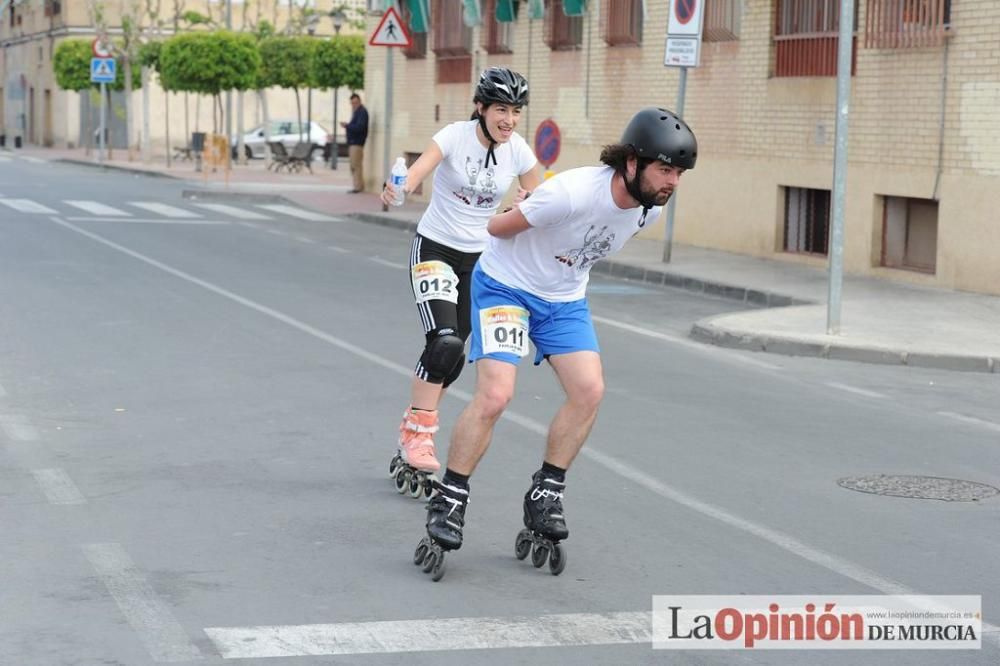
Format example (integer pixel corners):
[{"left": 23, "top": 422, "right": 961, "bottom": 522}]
[
  {"left": 474, "top": 67, "right": 529, "bottom": 107},
  {"left": 622, "top": 107, "right": 697, "bottom": 170}
]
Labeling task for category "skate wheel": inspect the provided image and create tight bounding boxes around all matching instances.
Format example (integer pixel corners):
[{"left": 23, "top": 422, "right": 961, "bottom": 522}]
[
  {"left": 408, "top": 474, "right": 423, "bottom": 499},
  {"left": 514, "top": 529, "right": 532, "bottom": 561},
  {"left": 531, "top": 543, "right": 548, "bottom": 568},
  {"left": 548, "top": 544, "right": 566, "bottom": 576},
  {"left": 421, "top": 549, "right": 438, "bottom": 574},
  {"left": 413, "top": 542, "right": 428, "bottom": 566},
  {"left": 430, "top": 553, "right": 446, "bottom": 582},
  {"left": 394, "top": 469, "right": 408, "bottom": 494},
  {"left": 388, "top": 455, "right": 401, "bottom": 478},
  {"left": 423, "top": 478, "right": 434, "bottom": 499}
]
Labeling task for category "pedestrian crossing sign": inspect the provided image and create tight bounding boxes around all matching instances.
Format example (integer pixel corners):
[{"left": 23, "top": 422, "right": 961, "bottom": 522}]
[
  {"left": 369, "top": 7, "right": 411, "bottom": 47},
  {"left": 90, "top": 57, "right": 116, "bottom": 84}
]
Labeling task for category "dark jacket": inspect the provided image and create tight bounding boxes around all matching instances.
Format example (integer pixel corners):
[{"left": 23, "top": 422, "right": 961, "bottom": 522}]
[{"left": 345, "top": 105, "right": 369, "bottom": 146}]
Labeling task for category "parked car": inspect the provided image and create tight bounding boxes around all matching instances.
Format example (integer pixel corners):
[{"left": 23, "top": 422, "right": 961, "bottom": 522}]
[{"left": 231, "top": 120, "right": 331, "bottom": 160}]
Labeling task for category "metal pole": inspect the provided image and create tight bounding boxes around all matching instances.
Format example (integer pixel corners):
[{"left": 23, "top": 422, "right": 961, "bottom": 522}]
[
  {"left": 331, "top": 88, "right": 339, "bottom": 169},
  {"left": 826, "top": 0, "right": 855, "bottom": 335},
  {"left": 662, "top": 66, "right": 687, "bottom": 264},
  {"left": 381, "top": 46, "right": 393, "bottom": 211},
  {"left": 99, "top": 82, "right": 106, "bottom": 163}
]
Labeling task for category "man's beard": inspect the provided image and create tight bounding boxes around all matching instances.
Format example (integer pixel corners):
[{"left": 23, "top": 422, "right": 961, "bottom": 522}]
[{"left": 639, "top": 174, "right": 673, "bottom": 207}]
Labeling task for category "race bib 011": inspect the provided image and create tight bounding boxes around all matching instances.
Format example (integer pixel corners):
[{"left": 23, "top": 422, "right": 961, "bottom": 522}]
[
  {"left": 480, "top": 305, "right": 530, "bottom": 357},
  {"left": 411, "top": 261, "right": 459, "bottom": 304}
]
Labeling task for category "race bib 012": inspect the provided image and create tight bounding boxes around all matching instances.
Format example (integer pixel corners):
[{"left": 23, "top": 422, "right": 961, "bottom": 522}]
[
  {"left": 411, "top": 261, "right": 459, "bottom": 304},
  {"left": 480, "top": 305, "right": 530, "bottom": 357}
]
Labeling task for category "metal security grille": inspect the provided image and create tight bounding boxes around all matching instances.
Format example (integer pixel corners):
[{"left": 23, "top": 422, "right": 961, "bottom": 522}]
[
  {"left": 704, "top": 0, "right": 742, "bottom": 42},
  {"left": 601, "top": 0, "right": 643, "bottom": 46},
  {"left": 775, "top": 0, "right": 857, "bottom": 77},
  {"left": 544, "top": 0, "right": 584, "bottom": 50},
  {"left": 784, "top": 187, "right": 831, "bottom": 255},
  {"left": 482, "top": 0, "right": 515, "bottom": 53},
  {"left": 432, "top": 0, "right": 472, "bottom": 56},
  {"left": 864, "top": 0, "right": 950, "bottom": 48},
  {"left": 401, "top": 4, "right": 428, "bottom": 59}
]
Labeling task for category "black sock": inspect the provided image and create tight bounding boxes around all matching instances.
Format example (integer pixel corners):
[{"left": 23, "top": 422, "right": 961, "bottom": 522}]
[
  {"left": 442, "top": 468, "right": 470, "bottom": 491},
  {"left": 540, "top": 462, "right": 567, "bottom": 483}
]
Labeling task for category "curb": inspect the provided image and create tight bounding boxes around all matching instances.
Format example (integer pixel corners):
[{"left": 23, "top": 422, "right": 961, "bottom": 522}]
[
  {"left": 55, "top": 158, "right": 182, "bottom": 180},
  {"left": 181, "top": 189, "right": 291, "bottom": 205},
  {"left": 345, "top": 211, "right": 419, "bottom": 234},
  {"left": 691, "top": 321, "right": 998, "bottom": 374}
]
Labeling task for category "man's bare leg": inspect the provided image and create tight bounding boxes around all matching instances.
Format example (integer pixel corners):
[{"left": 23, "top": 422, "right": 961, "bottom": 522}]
[
  {"left": 445, "top": 359, "right": 518, "bottom": 475},
  {"left": 544, "top": 351, "right": 605, "bottom": 469}
]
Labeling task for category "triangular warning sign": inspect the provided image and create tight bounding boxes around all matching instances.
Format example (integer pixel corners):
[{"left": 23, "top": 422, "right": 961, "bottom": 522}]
[
  {"left": 369, "top": 7, "right": 412, "bottom": 47},
  {"left": 95, "top": 60, "right": 114, "bottom": 76}
]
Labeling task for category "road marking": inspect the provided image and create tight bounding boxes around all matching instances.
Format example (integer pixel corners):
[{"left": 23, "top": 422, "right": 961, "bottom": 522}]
[
  {"left": 19, "top": 155, "right": 45, "bottom": 163},
  {"left": 64, "top": 200, "right": 131, "bottom": 216},
  {"left": 825, "top": 382, "right": 887, "bottom": 399},
  {"left": 83, "top": 543, "right": 203, "bottom": 662},
  {"left": 369, "top": 256, "right": 406, "bottom": 270},
  {"left": 32, "top": 468, "right": 86, "bottom": 505},
  {"left": 591, "top": 315, "right": 782, "bottom": 371},
  {"left": 206, "top": 611, "right": 649, "bottom": 659},
  {"left": 0, "top": 413, "right": 39, "bottom": 441},
  {"left": 255, "top": 204, "right": 337, "bottom": 222},
  {"left": 292, "top": 235, "right": 316, "bottom": 244},
  {"left": 938, "top": 411, "right": 1000, "bottom": 433},
  {"left": 129, "top": 202, "right": 201, "bottom": 219},
  {"left": 49, "top": 218, "right": 1000, "bottom": 648},
  {"left": 0, "top": 198, "right": 59, "bottom": 214},
  {"left": 327, "top": 245, "right": 349, "bottom": 253},
  {"left": 66, "top": 217, "right": 228, "bottom": 225},
  {"left": 192, "top": 203, "right": 271, "bottom": 220},
  {"left": 0, "top": 382, "right": 6, "bottom": 397}
]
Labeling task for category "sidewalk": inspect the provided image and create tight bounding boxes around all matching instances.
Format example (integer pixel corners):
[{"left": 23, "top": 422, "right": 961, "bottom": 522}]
[{"left": 13, "top": 145, "right": 1000, "bottom": 373}]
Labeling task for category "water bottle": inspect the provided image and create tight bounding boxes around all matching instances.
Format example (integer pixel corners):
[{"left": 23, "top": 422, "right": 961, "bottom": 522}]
[{"left": 389, "top": 157, "right": 407, "bottom": 207}]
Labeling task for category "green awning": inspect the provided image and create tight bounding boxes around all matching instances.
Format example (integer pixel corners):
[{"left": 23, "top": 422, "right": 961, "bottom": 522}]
[
  {"left": 562, "top": 0, "right": 587, "bottom": 16},
  {"left": 463, "top": 0, "right": 482, "bottom": 26},
  {"left": 528, "top": 0, "right": 544, "bottom": 19},
  {"left": 496, "top": 0, "right": 519, "bottom": 23},
  {"left": 406, "top": 0, "right": 430, "bottom": 33}
]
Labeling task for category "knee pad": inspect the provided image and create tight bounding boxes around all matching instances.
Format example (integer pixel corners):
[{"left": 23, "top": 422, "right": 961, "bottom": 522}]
[
  {"left": 441, "top": 353, "right": 466, "bottom": 389},
  {"left": 419, "top": 329, "right": 465, "bottom": 383}
]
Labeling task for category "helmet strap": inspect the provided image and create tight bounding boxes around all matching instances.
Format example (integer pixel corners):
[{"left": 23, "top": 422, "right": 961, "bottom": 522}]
[{"left": 478, "top": 115, "right": 499, "bottom": 168}]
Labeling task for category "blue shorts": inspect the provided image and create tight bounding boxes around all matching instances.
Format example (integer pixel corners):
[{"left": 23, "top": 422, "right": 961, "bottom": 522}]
[{"left": 468, "top": 266, "right": 600, "bottom": 366}]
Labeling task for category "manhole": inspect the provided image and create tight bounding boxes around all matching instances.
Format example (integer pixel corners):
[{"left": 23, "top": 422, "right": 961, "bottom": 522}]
[{"left": 837, "top": 475, "right": 1000, "bottom": 502}]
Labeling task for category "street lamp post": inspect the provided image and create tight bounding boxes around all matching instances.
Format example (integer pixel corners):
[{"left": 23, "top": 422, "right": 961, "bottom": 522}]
[
  {"left": 329, "top": 9, "right": 345, "bottom": 169},
  {"left": 306, "top": 15, "right": 320, "bottom": 147}
]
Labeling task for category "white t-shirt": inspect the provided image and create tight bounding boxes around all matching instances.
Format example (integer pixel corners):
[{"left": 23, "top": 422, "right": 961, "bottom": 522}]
[
  {"left": 478, "top": 166, "right": 661, "bottom": 301},
  {"left": 416, "top": 120, "right": 538, "bottom": 253}
]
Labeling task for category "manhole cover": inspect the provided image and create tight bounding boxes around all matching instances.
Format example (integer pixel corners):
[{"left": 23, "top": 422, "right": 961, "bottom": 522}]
[{"left": 837, "top": 475, "right": 1000, "bottom": 502}]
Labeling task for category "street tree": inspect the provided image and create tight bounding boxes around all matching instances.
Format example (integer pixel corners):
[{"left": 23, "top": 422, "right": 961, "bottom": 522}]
[{"left": 258, "top": 35, "right": 316, "bottom": 142}]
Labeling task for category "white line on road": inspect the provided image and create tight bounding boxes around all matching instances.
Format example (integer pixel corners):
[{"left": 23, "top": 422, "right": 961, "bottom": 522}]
[
  {"left": 206, "top": 611, "right": 649, "bottom": 659},
  {"left": 192, "top": 203, "right": 271, "bottom": 220},
  {"left": 32, "top": 468, "right": 87, "bottom": 505},
  {"left": 825, "top": 382, "right": 888, "bottom": 399},
  {"left": 50, "top": 218, "right": 1000, "bottom": 649},
  {"left": 369, "top": 257, "right": 406, "bottom": 270},
  {"left": 64, "top": 200, "right": 131, "bottom": 216},
  {"left": 292, "top": 235, "right": 316, "bottom": 244},
  {"left": 19, "top": 156, "right": 45, "bottom": 163},
  {"left": 0, "top": 198, "right": 59, "bottom": 214},
  {"left": 938, "top": 411, "right": 1000, "bottom": 433},
  {"left": 83, "top": 543, "right": 203, "bottom": 663},
  {"left": 256, "top": 204, "right": 337, "bottom": 222},
  {"left": 591, "top": 315, "right": 782, "bottom": 371},
  {"left": 327, "top": 245, "right": 349, "bottom": 253},
  {"left": 129, "top": 202, "right": 201, "bottom": 219},
  {"left": 0, "top": 413, "right": 39, "bottom": 441},
  {"left": 0, "top": 382, "right": 6, "bottom": 397},
  {"left": 66, "top": 217, "right": 229, "bottom": 225}
]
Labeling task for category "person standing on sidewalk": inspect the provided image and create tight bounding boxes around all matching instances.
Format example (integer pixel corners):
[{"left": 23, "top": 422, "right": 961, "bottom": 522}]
[
  {"left": 414, "top": 107, "right": 697, "bottom": 579},
  {"left": 380, "top": 67, "right": 540, "bottom": 499},
  {"left": 342, "top": 93, "right": 369, "bottom": 193}
]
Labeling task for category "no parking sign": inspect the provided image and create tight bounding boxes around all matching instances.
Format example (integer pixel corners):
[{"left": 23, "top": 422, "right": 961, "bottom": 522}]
[{"left": 534, "top": 119, "right": 561, "bottom": 169}]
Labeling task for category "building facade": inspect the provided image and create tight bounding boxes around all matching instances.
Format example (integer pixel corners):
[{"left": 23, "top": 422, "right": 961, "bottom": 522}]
[{"left": 363, "top": 0, "right": 1000, "bottom": 296}]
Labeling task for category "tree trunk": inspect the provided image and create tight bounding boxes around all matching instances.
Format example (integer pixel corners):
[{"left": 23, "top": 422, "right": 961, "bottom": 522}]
[
  {"left": 141, "top": 65, "right": 151, "bottom": 163},
  {"left": 294, "top": 87, "right": 302, "bottom": 142},
  {"left": 237, "top": 90, "right": 245, "bottom": 164},
  {"left": 165, "top": 89, "right": 172, "bottom": 168},
  {"left": 259, "top": 89, "right": 271, "bottom": 163},
  {"left": 124, "top": 56, "right": 133, "bottom": 161}
]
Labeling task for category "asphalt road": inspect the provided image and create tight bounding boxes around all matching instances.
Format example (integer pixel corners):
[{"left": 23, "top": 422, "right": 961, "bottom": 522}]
[{"left": 1, "top": 155, "right": 998, "bottom": 665}]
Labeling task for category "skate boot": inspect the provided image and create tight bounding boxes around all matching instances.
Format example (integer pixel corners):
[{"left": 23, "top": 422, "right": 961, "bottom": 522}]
[
  {"left": 389, "top": 408, "right": 441, "bottom": 499},
  {"left": 514, "top": 471, "right": 568, "bottom": 575},
  {"left": 414, "top": 480, "right": 469, "bottom": 582}
]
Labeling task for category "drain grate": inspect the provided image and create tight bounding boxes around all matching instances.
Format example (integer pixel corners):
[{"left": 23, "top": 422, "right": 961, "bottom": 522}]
[{"left": 837, "top": 475, "right": 1000, "bottom": 502}]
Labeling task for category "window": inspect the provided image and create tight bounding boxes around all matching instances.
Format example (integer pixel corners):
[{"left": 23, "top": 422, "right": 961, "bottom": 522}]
[
  {"left": 432, "top": 0, "right": 473, "bottom": 83},
  {"left": 601, "top": 0, "right": 642, "bottom": 46},
  {"left": 784, "top": 187, "right": 830, "bottom": 255},
  {"left": 880, "top": 196, "right": 937, "bottom": 273},
  {"left": 400, "top": 2, "right": 428, "bottom": 58},
  {"left": 544, "top": 0, "right": 584, "bottom": 50},
  {"left": 863, "top": 0, "right": 950, "bottom": 49},
  {"left": 774, "top": 0, "right": 857, "bottom": 77},
  {"left": 704, "top": 0, "right": 742, "bottom": 41},
  {"left": 482, "top": 0, "right": 515, "bottom": 53}
]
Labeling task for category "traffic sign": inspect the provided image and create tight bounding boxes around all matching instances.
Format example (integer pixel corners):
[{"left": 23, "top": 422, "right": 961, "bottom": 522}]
[
  {"left": 90, "top": 57, "right": 116, "bottom": 84},
  {"left": 668, "top": 0, "right": 705, "bottom": 36},
  {"left": 534, "top": 119, "right": 561, "bottom": 168},
  {"left": 92, "top": 38, "right": 112, "bottom": 58},
  {"left": 369, "top": 7, "right": 412, "bottom": 47}
]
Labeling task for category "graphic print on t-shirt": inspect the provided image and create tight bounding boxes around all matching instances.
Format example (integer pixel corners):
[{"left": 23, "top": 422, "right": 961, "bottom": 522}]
[
  {"left": 453, "top": 156, "right": 499, "bottom": 209},
  {"left": 555, "top": 224, "right": 616, "bottom": 270}
]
